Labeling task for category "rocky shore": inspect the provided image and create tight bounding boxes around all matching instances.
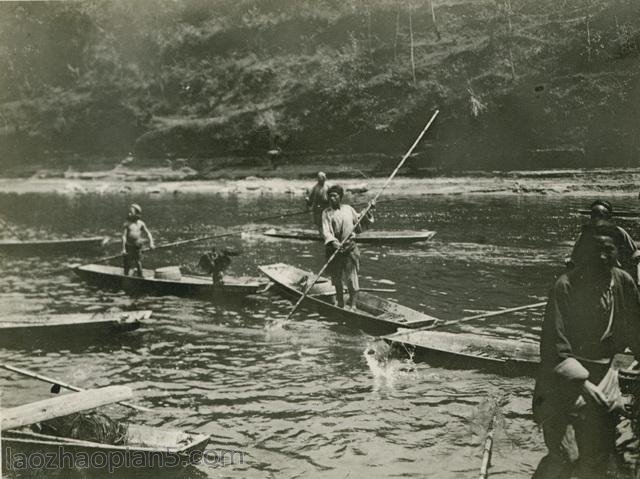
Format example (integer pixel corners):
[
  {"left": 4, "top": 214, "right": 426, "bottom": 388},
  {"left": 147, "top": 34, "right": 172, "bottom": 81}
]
[{"left": 1, "top": 167, "right": 640, "bottom": 198}]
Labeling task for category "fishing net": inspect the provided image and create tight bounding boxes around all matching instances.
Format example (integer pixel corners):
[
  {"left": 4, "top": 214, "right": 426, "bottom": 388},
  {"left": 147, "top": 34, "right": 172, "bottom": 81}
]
[{"left": 34, "top": 411, "right": 128, "bottom": 445}]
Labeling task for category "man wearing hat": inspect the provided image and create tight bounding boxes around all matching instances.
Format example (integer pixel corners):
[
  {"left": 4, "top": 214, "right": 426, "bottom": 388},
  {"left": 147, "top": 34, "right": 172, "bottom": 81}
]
[
  {"left": 321, "top": 185, "right": 374, "bottom": 310},
  {"left": 122, "top": 203, "right": 155, "bottom": 277},
  {"left": 533, "top": 231, "right": 640, "bottom": 478},
  {"left": 305, "top": 172, "right": 329, "bottom": 235},
  {"left": 570, "top": 200, "right": 640, "bottom": 284}
]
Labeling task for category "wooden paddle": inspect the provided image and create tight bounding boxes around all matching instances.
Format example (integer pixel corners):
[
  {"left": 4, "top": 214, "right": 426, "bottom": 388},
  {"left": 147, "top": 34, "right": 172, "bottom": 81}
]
[
  {"left": 1, "top": 385, "right": 132, "bottom": 431},
  {"left": 2, "top": 364, "right": 151, "bottom": 413},
  {"left": 282, "top": 110, "right": 440, "bottom": 321}
]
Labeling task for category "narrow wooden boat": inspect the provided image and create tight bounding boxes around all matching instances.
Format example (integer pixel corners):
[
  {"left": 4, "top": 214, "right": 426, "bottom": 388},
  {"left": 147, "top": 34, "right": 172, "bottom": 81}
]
[
  {"left": 261, "top": 228, "right": 436, "bottom": 244},
  {"left": 0, "top": 378, "right": 210, "bottom": 468},
  {"left": 259, "top": 263, "right": 438, "bottom": 334},
  {"left": 74, "top": 264, "right": 267, "bottom": 297},
  {"left": 0, "top": 310, "right": 149, "bottom": 340},
  {"left": 0, "top": 236, "right": 108, "bottom": 254},
  {"left": 383, "top": 329, "right": 540, "bottom": 374},
  {"left": 2, "top": 424, "right": 210, "bottom": 465}
]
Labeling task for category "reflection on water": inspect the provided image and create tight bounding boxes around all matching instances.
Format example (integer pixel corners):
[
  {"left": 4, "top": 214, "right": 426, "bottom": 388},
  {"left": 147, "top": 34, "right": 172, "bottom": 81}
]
[{"left": 0, "top": 192, "right": 637, "bottom": 478}]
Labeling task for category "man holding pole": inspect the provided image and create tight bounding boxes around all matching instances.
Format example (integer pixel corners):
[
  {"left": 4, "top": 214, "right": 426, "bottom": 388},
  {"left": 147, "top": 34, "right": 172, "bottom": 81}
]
[
  {"left": 281, "top": 110, "right": 438, "bottom": 323},
  {"left": 321, "top": 185, "right": 374, "bottom": 310}
]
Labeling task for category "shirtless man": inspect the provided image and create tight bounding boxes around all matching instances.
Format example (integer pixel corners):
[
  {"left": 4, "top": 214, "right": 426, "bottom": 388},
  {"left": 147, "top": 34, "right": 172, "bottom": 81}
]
[{"left": 122, "top": 204, "right": 154, "bottom": 277}]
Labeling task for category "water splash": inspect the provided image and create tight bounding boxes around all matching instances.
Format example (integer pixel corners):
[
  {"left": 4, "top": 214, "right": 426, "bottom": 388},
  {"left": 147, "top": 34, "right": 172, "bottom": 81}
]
[
  {"left": 264, "top": 316, "right": 291, "bottom": 335},
  {"left": 363, "top": 339, "right": 418, "bottom": 390}
]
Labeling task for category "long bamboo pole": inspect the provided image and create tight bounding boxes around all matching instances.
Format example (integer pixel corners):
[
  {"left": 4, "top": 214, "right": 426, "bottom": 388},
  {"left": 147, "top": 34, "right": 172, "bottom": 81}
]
[
  {"left": 427, "top": 301, "right": 546, "bottom": 330},
  {"left": 282, "top": 110, "right": 440, "bottom": 321},
  {"left": 55, "top": 196, "right": 421, "bottom": 275},
  {"left": 2, "top": 364, "right": 151, "bottom": 413},
  {"left": 478, "top": 404, "right": 499, "bottom": 479},
  {"left": 392, "top": 301, "right": 545, "bottom": 335},
  {"left": 91, "top": 197, "right": 408, "bottom": 266},
  {"left": 92, "top": 208, "right": 317, "bottom": 265}
]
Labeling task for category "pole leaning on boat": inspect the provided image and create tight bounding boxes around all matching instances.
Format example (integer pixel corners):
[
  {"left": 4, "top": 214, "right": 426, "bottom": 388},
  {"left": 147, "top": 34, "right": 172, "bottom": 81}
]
[
  {"left": 282, "top": 110, "right": 440, "bottom": 322},
  {"left": 417, "top": 301, "right": 547, "bottom": 332},
  {"left": 2, "top": 364, "right": 151, "bottom": 413}
]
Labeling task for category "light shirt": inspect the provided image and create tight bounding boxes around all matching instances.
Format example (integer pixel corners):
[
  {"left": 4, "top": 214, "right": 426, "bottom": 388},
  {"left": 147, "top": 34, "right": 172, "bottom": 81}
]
[{"left": 321, "top": 204, "right": 373, "bottom": 244}]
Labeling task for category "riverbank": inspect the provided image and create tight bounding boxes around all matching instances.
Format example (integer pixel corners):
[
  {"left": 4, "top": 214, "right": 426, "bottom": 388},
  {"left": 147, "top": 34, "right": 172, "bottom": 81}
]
[{"left": 2, "top": 167, "right": 640, "bottom": 198}]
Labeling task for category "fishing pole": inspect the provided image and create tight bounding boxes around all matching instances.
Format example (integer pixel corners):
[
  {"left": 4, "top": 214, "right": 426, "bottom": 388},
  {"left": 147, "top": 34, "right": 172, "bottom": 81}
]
[{"left": 281, "top": 110, "right": 440, "bottom": 321}]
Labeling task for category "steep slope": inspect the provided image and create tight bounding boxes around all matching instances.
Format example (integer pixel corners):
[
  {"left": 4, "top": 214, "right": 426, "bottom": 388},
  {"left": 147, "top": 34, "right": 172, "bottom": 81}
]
[{"left": 1, "top": 0, "right": 639, "bottom": 172}]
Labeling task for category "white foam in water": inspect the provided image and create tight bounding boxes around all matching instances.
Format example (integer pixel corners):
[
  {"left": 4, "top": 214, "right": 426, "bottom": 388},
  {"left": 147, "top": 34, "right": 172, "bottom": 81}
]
[
  {"left": 363, "top": 340, "right": 417, "bottom": 389},
  {"left": 264, "top": 316, "right": 289, "bottom": 333}
]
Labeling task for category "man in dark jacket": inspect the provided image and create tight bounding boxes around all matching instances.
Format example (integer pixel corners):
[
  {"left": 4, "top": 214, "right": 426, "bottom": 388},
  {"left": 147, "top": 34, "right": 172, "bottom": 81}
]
[{"left": 533, "top": 231, "right": 640, "bottom": 478}]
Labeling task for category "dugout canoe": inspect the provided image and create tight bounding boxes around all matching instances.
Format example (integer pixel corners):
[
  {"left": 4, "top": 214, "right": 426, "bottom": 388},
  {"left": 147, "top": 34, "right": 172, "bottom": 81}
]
[
  {"left": 259, "top": 263, "right": 438, "bottom": 334},
  {"left": 0, "top": 310, "right": 149, "bottom": 341},
  {"left": 261, "top": 228, "right": 436, "bottom": 244},
  {"left": 74, "top": 264, "right": 267, "bottom": 297},
  {"left": 2, "top": 424, "right": 210, "bottom": 466},
  {"left": 383, "top": 329, "right": 540, "bottom": 374},
  {"left": 0, "top": 236, "right": 108, "bottom": 254}
]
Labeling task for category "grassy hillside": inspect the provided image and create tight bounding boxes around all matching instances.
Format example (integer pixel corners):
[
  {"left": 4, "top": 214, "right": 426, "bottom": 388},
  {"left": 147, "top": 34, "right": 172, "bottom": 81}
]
[{"left": 1, "top": 0, "right": 640, "bottom": 174}]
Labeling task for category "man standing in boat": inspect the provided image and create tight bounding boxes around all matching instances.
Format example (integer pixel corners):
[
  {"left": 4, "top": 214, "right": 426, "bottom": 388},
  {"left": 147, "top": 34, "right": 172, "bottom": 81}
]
[
  {"left": 122, "top": 203, "right": 155, "bottom": 277},
  {"left": 305, "top": 171, "right": 329, "bottom": 235},
  {"left": 321, "top": 185, "right": 374, "bottom": 310},
  {"left": 533, "top": 230, "right": 640, "bottom": 478},
  {"left": 570, "top": 200, "right": 640, "bottom": 284}
]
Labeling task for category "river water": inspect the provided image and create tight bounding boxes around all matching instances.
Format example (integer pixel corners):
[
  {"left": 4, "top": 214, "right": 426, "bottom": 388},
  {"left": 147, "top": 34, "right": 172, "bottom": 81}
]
[{"left": 0, "top": 191, "right": 638, "bottom": 478}]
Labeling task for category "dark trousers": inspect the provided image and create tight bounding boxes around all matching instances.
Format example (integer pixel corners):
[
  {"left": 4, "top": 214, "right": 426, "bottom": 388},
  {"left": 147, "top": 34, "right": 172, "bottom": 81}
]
[
  {"left": 326, "top": 244, "right": 360, "bottom": 307},
  {"left": 533, "top": 404, "right": 616, "bottom": 479},
  {"left": 123, "top": 243, "right": 143, "bottom": 277}
]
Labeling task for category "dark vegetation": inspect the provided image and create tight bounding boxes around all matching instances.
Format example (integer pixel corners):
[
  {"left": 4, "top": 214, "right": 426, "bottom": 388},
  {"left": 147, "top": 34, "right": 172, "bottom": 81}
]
[{"left": 1, "top": 0, "right": 640, "bottom": 174}]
